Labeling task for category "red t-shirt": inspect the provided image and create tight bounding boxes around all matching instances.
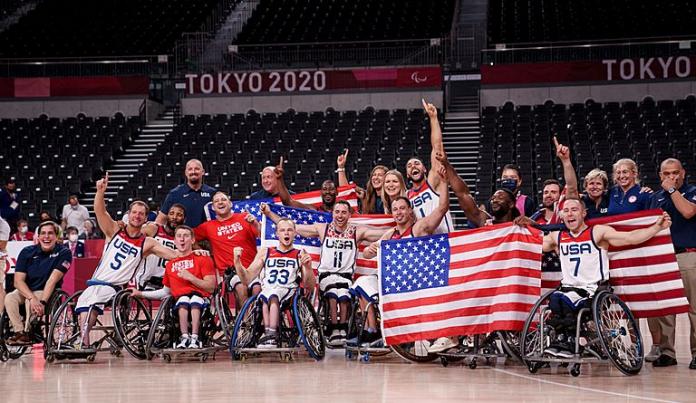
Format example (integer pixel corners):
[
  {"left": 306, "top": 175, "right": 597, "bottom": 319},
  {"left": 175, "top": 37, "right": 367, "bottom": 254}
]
[
  {"left": 163, "top": 253, "right": 216, "bottom": 298},
  {"left": 193, "top": 213, "right": 258, "bottom": 273}
]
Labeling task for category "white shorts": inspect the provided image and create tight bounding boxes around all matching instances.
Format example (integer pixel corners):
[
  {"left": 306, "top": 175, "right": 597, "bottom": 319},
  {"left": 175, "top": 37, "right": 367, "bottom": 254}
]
[
  {"left": 259, "top": 286, "right": 297, "bottom": 307},
  {"left": 351, "top": 275, "right": 378, "bottom": 302},
  {"left": 75, "top": 285, "right": 118, "bottom": 314},
  {"left": 319, "top": 273, "right": 353, "bottom": 301},
  {"left": 174, "top": 294, "right": 209, "bottom": 309},
  {"left": 229, "top": 274, "right": 261, "bottom": 291}
]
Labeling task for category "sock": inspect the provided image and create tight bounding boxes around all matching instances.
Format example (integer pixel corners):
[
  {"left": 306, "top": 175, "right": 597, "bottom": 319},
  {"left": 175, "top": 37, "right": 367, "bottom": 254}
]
[
  {"left": 191, "top": 333, "right": 198, "bottom": 340},
  {"left": 181, "top": 333, "right": 190, "bottom": 339}
]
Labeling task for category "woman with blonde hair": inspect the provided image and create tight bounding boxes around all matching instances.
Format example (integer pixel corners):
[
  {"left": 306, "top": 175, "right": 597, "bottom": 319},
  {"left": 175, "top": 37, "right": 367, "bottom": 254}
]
[
  {"left": 581, "top": 168, "right": 611, "bottom": 219},
  {"left": 607, "top": 158, "right": 651, "bottom": 215}
]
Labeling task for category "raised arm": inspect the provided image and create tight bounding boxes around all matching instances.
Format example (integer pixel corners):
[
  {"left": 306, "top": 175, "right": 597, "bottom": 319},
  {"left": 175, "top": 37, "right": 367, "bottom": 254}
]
[
  {"left": 414, "top": 165, "right": 450, "bottom": 235},
  {"left": 435, "top": 152, "right": 487, "bottom": 227},
  {"left": 275, "top": 157, "right": 316, "bottom": 210},
  {"left": 336, "top": 149, "right": 350, "bottom": 187},
  {"left": 595, "top": 212, "right": 671, "bottom": 247},
  {"left": 233, "top": 247, "right": 266, "bottom": 285},
  {"left": 260, "top": 203, "right": 323, "bottom": 239},
  {"left": 554, "top": 137, "right": 579, "bottom": 199},
  {"left": 423, "top": 99, "right": 445, "bottom": 188},
  {"left": 94, "top": 172, "right": 120, "bottom": 238}
]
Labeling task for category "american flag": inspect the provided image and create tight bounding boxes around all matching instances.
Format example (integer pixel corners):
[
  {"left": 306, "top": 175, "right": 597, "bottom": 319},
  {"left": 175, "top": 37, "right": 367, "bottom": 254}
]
[
  {"left": 540, "top": 209, "right": 690, "bottom": 318},
  {"left": 379, "top": 224, "right": 542, "bottom": 346},
  {"left": 260, "top": 204, "right": 394, "bottom": 275},
  {"left": 204, "top": 184, "right": 359, "bottom": 222}
]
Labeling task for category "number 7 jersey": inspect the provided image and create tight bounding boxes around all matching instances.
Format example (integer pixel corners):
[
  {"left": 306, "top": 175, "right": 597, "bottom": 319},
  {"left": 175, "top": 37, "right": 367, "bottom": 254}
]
[
  {"left": 557, "top": 226, "right": 609, "bottom": 293},
  {"left": 91, "top": 230, "right": 146, "bottom": 286}
]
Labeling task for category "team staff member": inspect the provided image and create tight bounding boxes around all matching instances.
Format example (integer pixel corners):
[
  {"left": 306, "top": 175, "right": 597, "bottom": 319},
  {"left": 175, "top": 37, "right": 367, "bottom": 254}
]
[
  {"left": 5, "top": 222, "right": 71, "bottom": 345},
  {"left": 157, "top": 159, "right": 216, "bottom": 228},
  {"left": 194, "top": 191, "right": 260, "bottom": 306},
  {"left": 649, "top": 158, "right": 696, "bottom": 369},
  {"left": 607, "top": 158, "right": 651, "bottom": 215},
  {"left": 0, "top": 216, "right": 9, "bottom": 314}
]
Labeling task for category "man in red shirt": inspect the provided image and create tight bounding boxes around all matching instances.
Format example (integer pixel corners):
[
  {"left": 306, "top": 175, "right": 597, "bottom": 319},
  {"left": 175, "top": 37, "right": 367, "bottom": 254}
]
[
  {"left": 194, "top": 191, "right": 260, "bottom": 307},
  {"left": 133, "top": 225, "right": 216, "bottom": 349}
]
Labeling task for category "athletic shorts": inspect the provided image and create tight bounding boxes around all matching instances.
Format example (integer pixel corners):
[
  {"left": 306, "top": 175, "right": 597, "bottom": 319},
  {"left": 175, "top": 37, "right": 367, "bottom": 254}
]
[
  {"left": 174, "top": 294, "right": 209, "bottom": 309},
  {"left": 319, "top": 273, "right": 352, "bottom": 301},
  {"left": 228, "top": 274, "right": 261, "bottom": 291},
  {"left": 259, "top": 286, "right": 297, "bottom": 307},
  {"left": 75, "top": 285, "right": 119, "bottom": 314},
  {"left": 350, "top": 275, "right": 378, "bottom": 303}
]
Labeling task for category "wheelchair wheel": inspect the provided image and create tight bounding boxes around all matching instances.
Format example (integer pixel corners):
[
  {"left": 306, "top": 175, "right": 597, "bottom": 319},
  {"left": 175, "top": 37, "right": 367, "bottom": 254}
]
[
  {"left": 229, "top": 295, "right": 262, "bottom": 358},
  {"left": 390, "top": 340, "right": 438, "bottom": 363},
  {"left": 593, "top": 291, "right": 643, "bottom": 375},
  {"left": 496, "top": 331, "right": 522, "bottom": 363},
  {"left": 293, "top": 293, "right": 325, "bottom": 360},
  {"left": 41, "top": 290, "right": 70, "bottom": 358},
  {"left": 212, "top": 289, "right": 233, "bottom": 346},
  {"left": 46, "top": 291, "right": 83, "bottom": 356},
  {"left": 145, "top": 296, "right": 174, "bottom": 359},
  {"left": 0, "top": 312, "right": 28, "bottom": 360},
  {"left": 520, "top": 290, "right": 555, "bottom": 371},
  {"left": 112, "top": 290, "right": 152, "bottom": 360}
]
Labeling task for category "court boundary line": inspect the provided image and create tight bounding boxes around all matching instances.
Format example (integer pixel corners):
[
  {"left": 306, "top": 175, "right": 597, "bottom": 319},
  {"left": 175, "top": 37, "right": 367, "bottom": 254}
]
[{"left": 491, "top": 368, "right": 680, "bottom": 403}]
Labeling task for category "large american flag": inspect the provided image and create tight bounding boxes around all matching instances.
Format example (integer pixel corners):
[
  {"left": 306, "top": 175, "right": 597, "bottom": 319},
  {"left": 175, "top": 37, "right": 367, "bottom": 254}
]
[
  {"left": 260, "top": 204, "right": 394, "bottom": 275},
  {"left": 379, "top": 224, "right": 542, "bottom": 346},
  {"left": 541, "top": 209, "right": 689, "bottom": 318}
]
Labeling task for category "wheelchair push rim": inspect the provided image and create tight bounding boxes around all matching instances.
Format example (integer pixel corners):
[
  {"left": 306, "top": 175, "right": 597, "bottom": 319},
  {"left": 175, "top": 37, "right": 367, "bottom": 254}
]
[{"left": 593, "top": 291, "right": 643, "bottom": 375}]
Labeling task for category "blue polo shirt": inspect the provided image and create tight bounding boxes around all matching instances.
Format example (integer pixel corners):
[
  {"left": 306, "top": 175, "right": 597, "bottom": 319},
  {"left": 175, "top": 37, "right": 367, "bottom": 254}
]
[
  {"left": 15, "top": 243, "right": 72, "bottom": 291},
  {"left": 650, "top": 184, "right": 696, "bottom": 250},
  {"left": 607, "top": 184, "right": 651, "bottom": 216},
  {"left": 161, "top": 183, "right": 216, "bottom": 228},
  {"left": 248, "top": 188, "right": 294, "bottom": 200},
  {"left": 582, "top": 192, "right": 610, "bottom": 220}
]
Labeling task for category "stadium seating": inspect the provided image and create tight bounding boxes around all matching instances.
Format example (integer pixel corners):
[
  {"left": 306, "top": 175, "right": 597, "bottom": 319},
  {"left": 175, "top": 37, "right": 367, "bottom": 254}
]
[
  {"left": 487, "top": 0, "right": 696, "bottom": 44},
  {"left": 0, "top": 0, "right": 225, "bottom": 57},
  {"left": 477, "top": 96, "right": 696, "bottom": 204},
  {"left": 0, "top": 114, "right": 140, "bottom": 222}
]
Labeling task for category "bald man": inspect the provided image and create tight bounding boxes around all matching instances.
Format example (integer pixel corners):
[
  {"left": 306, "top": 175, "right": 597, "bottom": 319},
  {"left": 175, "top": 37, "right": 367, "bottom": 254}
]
[
  {"left": 157, "top": 159, "right": 217, "bottom": 228},
  {"left": 249, "top": 164, "right": 294, "bottom": 200}
]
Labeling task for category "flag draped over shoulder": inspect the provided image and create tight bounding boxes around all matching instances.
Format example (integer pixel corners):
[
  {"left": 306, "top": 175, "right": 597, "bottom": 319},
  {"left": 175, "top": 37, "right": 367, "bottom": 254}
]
[
  {"left": 540, "top": 209, "right": 689, "bottom": 318},
  {"left": 378, "top": 224, "right": 542, "bottom": 346}
]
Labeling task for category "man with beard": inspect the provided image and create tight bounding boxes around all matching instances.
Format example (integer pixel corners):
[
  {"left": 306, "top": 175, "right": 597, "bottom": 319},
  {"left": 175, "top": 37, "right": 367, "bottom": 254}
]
[
  {"left": 351, "top": 167, "right": 450, "bottom": 347},
  {"left": 157, "top": 159, "right": 216, "bottom": 228},
  {"left": 405, "top": 100, "right": 452, "bottom": 234},
  {"left": 133, "top": 204, "right": 186, "bottom": 290},
  {"left": 261, "top": 200, "right": 389, "bottom": 346},
  {"left": 194, "top": 191, "right": 261, "bottom": 306},
  {"left": 274, "top": 157, "right": 340, "bottom": 212}
]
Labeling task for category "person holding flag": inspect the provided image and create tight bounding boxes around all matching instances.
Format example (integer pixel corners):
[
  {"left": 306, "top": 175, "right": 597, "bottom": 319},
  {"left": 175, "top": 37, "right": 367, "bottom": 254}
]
[
  {"left": 232, "top": 218, "right": 315, "bottom": 348},
  {"left": 274, "top": 156, "right": 343, "bottom": 213},
  {"left": 261, "top": 200, "right": 389, "bottom": 346}
]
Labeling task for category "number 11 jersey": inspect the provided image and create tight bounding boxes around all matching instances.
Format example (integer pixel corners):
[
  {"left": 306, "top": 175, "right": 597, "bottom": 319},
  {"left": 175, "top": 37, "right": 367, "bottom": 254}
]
[{"left": 317, "top": 222, "right": 357, "bottom": 275}]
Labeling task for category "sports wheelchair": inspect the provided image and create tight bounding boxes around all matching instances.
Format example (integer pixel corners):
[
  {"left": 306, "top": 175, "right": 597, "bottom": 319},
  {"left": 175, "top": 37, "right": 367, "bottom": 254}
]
[
  {"left": 229, "top": 290, "right": 325, "bottom": 361},
  {"left": 437, "top": 331, "right": 522, "bottom": 368},
  {"left": 44, "top": 287, "right": 147, "bottom": 362},
  {"left": 520, "top": 287, "right": 643, "bottom": 377},
  {"left": 0, "top": 289, "right": 68, "bottom": 361},
  {"left": 144, "top": 295, "right": 222, "bottom": 362}
]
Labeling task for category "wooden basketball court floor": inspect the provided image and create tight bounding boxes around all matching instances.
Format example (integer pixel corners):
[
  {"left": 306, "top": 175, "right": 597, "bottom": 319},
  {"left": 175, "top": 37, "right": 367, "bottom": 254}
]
[{"left": 2, "top": 316, "right": 694, "bottom": 403}]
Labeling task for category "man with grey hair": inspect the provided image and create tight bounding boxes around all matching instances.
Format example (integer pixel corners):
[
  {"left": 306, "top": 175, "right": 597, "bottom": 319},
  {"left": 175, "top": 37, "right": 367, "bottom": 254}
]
[
  {"left": 649, "top": 158, "right": 696, "bottom": 369},
  {"left": 157, "top": 159, "right": 216, "bottom": 228}
]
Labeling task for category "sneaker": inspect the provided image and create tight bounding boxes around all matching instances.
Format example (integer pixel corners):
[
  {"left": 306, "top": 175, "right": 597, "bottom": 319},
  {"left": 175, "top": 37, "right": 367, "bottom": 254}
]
[
  {"left": 257, "top": 335, "right": 277, "bottom": 349},
  {"left": 554, "top": 346, "right": 574, "bottom": 359},
  {"left": 652, "top": 354, "right": 677, "bottom": 367},
  {"left": 175, "top": 335, "right": 190, "bottom": 349},
  {"left": 689, "top": 356, "right": 696, "bottom": 370},
  {"left": 328, "top": 329, "right": 343, "bottom": 346},
  {"left": 427, "top": 337, "right": 457, "bottom": 353},
  {"left": 543, "top": 346, "right": 560, "bottom": 357},
  {"left": 7, "top": 331, "right": 32, "bottom": 346},
  {"left": 645, "top": 345, "right": 661, "bottom": 362},
  {"left": 188, "top": 337, "right": 201, "bottom": 349},
  {"left": 360, "top": 331, "right": 383, "bottom": 348}
]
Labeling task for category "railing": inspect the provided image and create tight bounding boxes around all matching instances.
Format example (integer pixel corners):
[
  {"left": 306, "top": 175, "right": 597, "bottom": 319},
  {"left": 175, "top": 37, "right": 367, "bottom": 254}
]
[
  {"left": 0, "top": 55, "right": 172, "bottom": 77},
  {"left": 482, "top": 37, "right": 696, "bottom": 65}
]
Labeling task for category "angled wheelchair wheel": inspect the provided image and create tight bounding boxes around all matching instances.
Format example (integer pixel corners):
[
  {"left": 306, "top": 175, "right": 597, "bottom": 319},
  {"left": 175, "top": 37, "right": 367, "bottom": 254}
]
[
  {"left": 496, "top": 331, "right": 522, "bottom": 363},
  {"left": 521, "top": 290, "right": 556, "bottom": 371},
  {"left": 46, "top": 291, "right": 83, "bottom": 358},
  {"left": 112, "top": 290, "right": 152, "bottom": 360},
  {"left": 293, "top": 293, "right": 325, "bottom": 360},
  {"left": 0, "top": 312, "right": 28, "bottom": 360},
  {"left": 390, "top": 340, "right": 438, "bottom": 363},
  {"left": 229, "top": 295, "right": 262, "bottom": 358},
  {"left": 212, "top": 289, "right": 233, "bottom": 346},
  {"left": 593, "top": 291, "right": 643, "bottom": 375},
  {"left": 145, "top": 297, "right": 175, "bottom": 359}
]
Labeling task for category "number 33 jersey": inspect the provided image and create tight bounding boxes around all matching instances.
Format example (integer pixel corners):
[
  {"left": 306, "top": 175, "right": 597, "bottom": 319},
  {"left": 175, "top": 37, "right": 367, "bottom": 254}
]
[
  {"left": 91, "top": 230, "right": 146, "bottom": 286},
  {"left": 262, "top": 247, "right": 302, "bottom": 289},
  {"left": 558, "top": 226, "right": 609, "bottom": 292},
  {"left": 317, "top": 223, "right": 357, "bottom": 275}
]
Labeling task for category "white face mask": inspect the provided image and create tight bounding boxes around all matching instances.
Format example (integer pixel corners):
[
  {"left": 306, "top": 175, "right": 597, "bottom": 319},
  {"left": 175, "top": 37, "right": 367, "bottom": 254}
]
[
  {"left": 19, "top": 226, "right": 28, "bottom": 234},
  {"left": 68, "top": 234, "right": 78, "bottom": 243}
]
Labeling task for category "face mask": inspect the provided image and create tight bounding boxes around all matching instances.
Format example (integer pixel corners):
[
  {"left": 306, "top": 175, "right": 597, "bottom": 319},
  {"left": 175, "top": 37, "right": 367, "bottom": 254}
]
[
  {"left": 500, "top": 178, "right": 518, "bottom": 192},
  {"left": 19, "top": 226, "right": 27, "bottom": 234},
  {"left": 68, "top": 234, "right": 78, "bottom": 243}
]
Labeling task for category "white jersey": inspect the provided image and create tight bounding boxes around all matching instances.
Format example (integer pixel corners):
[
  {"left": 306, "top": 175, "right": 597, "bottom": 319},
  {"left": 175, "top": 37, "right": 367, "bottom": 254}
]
[
  {"left": 133, "top": 225, "right": 175, "bottom": 287},
  {"left": 317, "top": 223, "right": 357, "bottom": 275},
  {"left": 407, "top": 180, "right": 453, "bottom": 234},
  {"left": 262, "top": 247, "right": 302, "bottom": 289},
  {"left": 557, "top": 226, "right": 609, "bottom": 294},
  {"left": 91, "top": 231, "right": 146, "bottom": 286}
]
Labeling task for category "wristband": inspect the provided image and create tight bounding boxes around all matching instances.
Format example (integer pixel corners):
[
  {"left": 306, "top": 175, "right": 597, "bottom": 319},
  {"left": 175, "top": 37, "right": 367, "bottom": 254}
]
[
  {"left": 667, "top": 187, "right": 676, "bottom": 195},
  {"left": 336, "top": 168, "right": 345, "bottom": 172}
]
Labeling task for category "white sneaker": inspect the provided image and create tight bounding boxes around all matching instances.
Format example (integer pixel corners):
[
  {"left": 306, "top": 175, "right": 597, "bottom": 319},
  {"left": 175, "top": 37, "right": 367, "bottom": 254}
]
[
  {"left": 645, "top": 345, "right": 661, "bottom": 362},
  {"left": 427, "top": 337, "right": 457, "bottom": 353},
  {"left": 175, "top": 335, "right": 190, "bottom": 349},
  {"left": 328, "top": 329, "right": 343, "bottom": 346},
  {"left": 188, "top": 337, "right": 201, "bottom": 349}
]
